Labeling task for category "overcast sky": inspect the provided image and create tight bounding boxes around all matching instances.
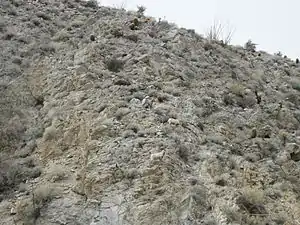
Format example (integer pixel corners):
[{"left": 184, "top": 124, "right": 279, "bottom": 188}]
[{"left": 100, "top": 0, "right": 299, "bottom": 60}]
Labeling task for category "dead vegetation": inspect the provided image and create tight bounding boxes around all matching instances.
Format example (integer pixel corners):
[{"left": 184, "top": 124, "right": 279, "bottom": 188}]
[{"left": 206, "top": 20, "right": 235, "bottom": 45}]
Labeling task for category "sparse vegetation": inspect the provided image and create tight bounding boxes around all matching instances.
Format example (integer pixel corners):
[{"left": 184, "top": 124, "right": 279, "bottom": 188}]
[
  {"left": 115, "top": 107, "right": 130, "bottom": 120},
  {"left": 53, "top": 30, "right": 70, "bottom": 42},
  {"left": 275, "top": 51, "right": 283, "bottom": 57},
  {"left": 137, "top": 5, "right": 146, "bottom": 16},
  {"left": 245, "top": 39, "right": 257, "bottom": 52},
  {"left": 125, "top": 34, "right": 138, "bottom": 42},
  {"left": 291, "top": 78, "right": 300, "bottom": 91},
  {"left": 0, "top": 75, "right": 42, "bottom": 195},
  {"left": 39, "top": 42, "right": 56, "bottom": 54},
  {"left": 46, "top": 164, "right": 66, "bottom": 182},
  {"left": 229, "top": 83, "right": 245, "bottom": 97},
  {"left": 11, "top": 0, "right": 23, "bottom": 7},
  {"left": 111, "top": 28, "right": 124, "bottom": 37},
  {"left": 177, "top": 143, "right": 189, "bottom": 161},
  {"left": 106, "top": 58, "right": 124, "bottom": 72},
  {"left": 206, "top": 20, "right": 235, "bottom": 45},
  {"left": 85, "top": 0, "right": 98, "bottom": 9},
  {"left": 43, "top": 126, "right": 57, "bottom": 141},
  {"left": 1, "top": 0, "right": 300, "bottom": 224},
  {"left": 33, "top": 184, "right": 58, "bottom": 205},
  {"left": 2, "top": 31, "right": 15, "bottom": 40},
  {"left": 0, "top": 157, "right": 41, "bottom": 193},
  {"left": 223, "top": 207, "right": 242, "bottom": 223},
  {"left": 203, "top": 41, "right": 214, "bottom": 51},
  {"left": 15, "top": 184, "right": 59, "bottom": 224},
  {"left": 36, "top": 11, "right": 51, "bottom": 21},
  {"left": 237, "top": 187, "right": 266, "bottom": 214},
  {"left": 70, "top": 18, "right": 85, "bottom": 28}
]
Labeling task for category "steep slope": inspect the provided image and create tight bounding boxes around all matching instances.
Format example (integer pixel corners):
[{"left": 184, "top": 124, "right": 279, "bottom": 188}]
[{"left": 1, "top": 1, "right": 300, "bottom": 225}]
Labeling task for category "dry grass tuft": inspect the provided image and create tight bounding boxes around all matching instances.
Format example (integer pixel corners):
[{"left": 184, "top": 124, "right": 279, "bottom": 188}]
[
  {"left": 237, "top": 187, "right": 267, "bottom": 215},
  {"left": 206, "top": 20, "right": 235, "bottom": 45},
  {"left": 46, "top": 163, "right": 67, "bottom": 182}
]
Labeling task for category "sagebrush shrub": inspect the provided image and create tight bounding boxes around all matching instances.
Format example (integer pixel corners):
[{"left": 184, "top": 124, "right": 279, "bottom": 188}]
[{"left": 244, "top": 39, "right": 257, "bottom": 52}]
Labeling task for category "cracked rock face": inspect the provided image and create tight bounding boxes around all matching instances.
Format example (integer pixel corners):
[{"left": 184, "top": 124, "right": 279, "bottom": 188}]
[{"left": 1, "top": 0, "right": 300, "bottom": 225}]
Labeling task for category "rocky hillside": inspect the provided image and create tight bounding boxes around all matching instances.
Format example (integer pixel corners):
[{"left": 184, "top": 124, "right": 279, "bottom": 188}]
[{"left": 1, "top": 0, "right": 300, "bottom": 224}]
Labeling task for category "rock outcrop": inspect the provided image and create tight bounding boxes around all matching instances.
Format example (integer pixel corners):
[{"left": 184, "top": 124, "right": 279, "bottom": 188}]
[{"left": 1, "top": 1, "right": 300, "bottom": 224}]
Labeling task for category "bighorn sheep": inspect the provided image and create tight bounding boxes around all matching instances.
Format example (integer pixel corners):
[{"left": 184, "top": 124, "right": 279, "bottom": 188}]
[{"left": 150, "top": 150, "right": 165, "bottom": 161}]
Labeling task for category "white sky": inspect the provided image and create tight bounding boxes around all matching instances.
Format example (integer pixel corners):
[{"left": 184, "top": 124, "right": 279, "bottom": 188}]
[{"left": 100, "top": 0, "right": 300, "bottom": 60}]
